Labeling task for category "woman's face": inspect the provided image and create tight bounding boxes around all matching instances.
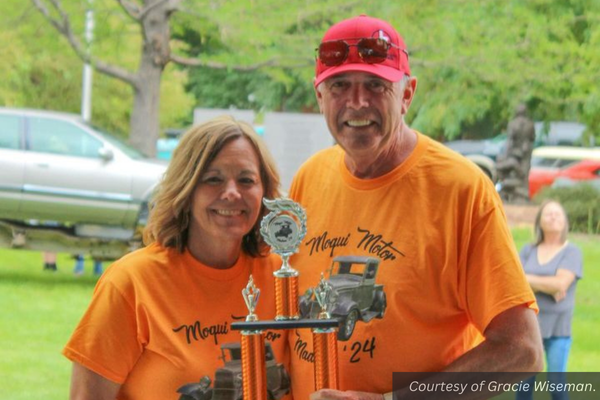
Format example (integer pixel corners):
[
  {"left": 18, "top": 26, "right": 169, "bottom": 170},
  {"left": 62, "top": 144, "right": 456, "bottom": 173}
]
[
  {"left": 189, "top": 137, "right": 264, "bottom": 247},
  {"left": 539, "top": 202, "right": 566, "bottom": 236}
]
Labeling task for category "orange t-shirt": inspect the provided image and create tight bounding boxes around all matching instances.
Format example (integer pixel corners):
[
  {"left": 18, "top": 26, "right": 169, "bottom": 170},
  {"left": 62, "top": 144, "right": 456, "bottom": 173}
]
[
  {"left": 287, "top": 134, "right": 537, "bottom": 399},
  {"left": 63, "top": 243, "right": 288, "bottom": 400}
]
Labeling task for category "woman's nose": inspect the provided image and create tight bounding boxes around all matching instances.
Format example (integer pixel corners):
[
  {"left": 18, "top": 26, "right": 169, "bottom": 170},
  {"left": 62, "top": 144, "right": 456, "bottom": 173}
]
[{"left": 221, "top": 180, "right": 242, "bottom": 200}]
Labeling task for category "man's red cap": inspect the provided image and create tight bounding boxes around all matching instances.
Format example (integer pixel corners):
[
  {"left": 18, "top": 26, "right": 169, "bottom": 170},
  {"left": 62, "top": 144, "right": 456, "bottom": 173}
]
[{"left": 314, "top": 15, "right": 411, "bottom": 87}]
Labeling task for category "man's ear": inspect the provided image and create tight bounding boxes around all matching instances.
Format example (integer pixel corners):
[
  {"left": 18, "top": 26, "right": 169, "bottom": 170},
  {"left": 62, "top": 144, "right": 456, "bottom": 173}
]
[
  {"left": 401, "top": 77, "right": 418, "bottom": 115},
  {"left": 314, "top": 81, "right": 324, "bottom": 113}
]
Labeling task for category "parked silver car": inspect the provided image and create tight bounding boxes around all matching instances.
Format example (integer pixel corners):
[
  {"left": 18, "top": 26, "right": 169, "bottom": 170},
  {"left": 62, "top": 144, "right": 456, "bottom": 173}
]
[{"left": 0, "top": 107, "right": 167, "bottom": 257}]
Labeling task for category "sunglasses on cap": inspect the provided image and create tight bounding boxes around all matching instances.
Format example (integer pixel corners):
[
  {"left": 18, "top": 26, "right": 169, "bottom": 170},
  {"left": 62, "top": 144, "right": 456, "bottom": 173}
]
[{"left": 316, "top": 37, "right": 409, "bottom": 66}]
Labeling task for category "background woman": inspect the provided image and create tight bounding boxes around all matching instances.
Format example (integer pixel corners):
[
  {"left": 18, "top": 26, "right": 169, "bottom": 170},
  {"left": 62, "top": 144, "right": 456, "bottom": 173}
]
[
  {"left": 517, "top": 199, "right": 583, "bottom": 400},
  {"left": 63, "top": 116, "right": 283, "bottom": 400}
]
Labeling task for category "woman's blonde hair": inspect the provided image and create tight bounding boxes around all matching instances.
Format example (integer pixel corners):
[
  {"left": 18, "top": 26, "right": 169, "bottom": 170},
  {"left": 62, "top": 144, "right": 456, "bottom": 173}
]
[
  {"left": 143, "top": 116, "right": 280, "bottom": 256},
  {"left": 533, "top": 199, "right": 569, "bottom": 246}
]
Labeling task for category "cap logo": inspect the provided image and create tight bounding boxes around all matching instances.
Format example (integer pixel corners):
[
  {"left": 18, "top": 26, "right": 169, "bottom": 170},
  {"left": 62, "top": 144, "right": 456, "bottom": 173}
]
[{"left": 374, "top": 29, "right": 391, "bottom": 43}]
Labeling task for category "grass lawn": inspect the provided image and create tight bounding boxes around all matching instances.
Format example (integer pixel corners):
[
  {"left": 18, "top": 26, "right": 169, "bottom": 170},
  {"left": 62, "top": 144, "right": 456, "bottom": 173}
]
[
  {"left": 0, "top": 250, "right": 100, "bottom": 400},
  {"left": 0, "top": 229, "right": 598, "bottom": 399}
]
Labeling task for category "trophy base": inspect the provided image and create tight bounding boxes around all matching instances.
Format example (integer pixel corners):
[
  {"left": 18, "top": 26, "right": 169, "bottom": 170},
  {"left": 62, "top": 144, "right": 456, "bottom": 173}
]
[{"left": 232, "top": 319, "right": 339, "bottom": 331}]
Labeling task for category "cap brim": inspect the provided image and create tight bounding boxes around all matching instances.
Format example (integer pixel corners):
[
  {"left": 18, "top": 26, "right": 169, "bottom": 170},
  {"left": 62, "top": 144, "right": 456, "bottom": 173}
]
[{"left": 314, "top": 63, "right": 405, "bottom": 87}]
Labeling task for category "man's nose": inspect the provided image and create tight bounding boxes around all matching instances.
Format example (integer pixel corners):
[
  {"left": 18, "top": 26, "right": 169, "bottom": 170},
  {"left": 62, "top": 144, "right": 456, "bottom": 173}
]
[
  {"left": 221, "top": 180, "right": 242, "bottom": 200},
  {"left": 346, "top": 84, "right": 369, "bottom": 110}
]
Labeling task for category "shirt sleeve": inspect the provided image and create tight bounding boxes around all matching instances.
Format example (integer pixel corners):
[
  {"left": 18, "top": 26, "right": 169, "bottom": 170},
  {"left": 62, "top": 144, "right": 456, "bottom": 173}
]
[
  {"left": 464, "top": 206, "right": 538, "bottom": 334},
  {"left": 62, "top": 274, "right": 144, "bottom": 384},
  {"left": 559, "top": 245, "right": 583, "bottom": 279}
]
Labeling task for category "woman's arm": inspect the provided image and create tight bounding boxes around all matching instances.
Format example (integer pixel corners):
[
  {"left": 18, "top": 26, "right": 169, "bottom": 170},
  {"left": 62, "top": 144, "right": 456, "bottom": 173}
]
[
  {"left": 70, "top": 362, "right": 121, "bottom": 400},
  {"left": 526, "top": 269, "right": 576, "bottom": 301}
]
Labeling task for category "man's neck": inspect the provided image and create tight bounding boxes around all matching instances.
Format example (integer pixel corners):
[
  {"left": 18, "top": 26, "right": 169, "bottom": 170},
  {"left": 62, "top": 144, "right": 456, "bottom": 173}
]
[{"left": 345, "top": 126, "right": 417, "bottom": 179}]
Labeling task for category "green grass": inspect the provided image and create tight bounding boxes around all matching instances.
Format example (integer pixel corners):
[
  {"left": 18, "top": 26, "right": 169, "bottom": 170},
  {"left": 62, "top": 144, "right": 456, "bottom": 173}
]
[
  {"left": 0, "top": 231, "right": 598, "bottom": 399},
  {"left": 0, "top": 250, "right": 100, "bottom": 400}
]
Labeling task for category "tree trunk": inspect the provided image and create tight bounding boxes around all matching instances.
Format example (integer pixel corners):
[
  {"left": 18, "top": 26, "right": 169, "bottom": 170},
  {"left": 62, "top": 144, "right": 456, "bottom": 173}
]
[
  {"left": 130, "top": 68, "right": 162, "bottom": 157},
  {"left": 128, "top": 0, "right": 174, "bottom": 157}
]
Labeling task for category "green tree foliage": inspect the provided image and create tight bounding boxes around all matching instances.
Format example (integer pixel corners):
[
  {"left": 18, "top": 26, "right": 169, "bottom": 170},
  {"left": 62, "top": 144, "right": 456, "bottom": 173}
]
[
  {"left": 1, "top": 0, "right": 598, "bottom": 145},
  {"left": 181, "top": 0, "right": 600, "bottom": 141},
  {"left": 0, "top": 0, "right": 193, "bottom": 140}
]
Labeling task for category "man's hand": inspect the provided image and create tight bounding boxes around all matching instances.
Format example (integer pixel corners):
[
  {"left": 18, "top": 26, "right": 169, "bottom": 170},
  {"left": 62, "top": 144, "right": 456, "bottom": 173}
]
[{"left": 310, "top": 389, "right": 383, "bottom": 400}]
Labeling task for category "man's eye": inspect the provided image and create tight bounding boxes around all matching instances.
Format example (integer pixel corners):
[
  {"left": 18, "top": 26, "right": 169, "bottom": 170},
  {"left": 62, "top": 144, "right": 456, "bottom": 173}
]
[
  {"left": 367, "top": 81, "right": 385, "bottom": 92},
  {"left": 329, "top": 81, "right": 347, "bottom": 90}
]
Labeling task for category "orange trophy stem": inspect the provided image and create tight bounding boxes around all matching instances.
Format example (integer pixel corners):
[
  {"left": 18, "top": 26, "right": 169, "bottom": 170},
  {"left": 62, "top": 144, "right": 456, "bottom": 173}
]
[
  {"left": 313, "top": 330, "right": 339, "bottom": 391},
  {"left": 275, "top": 275, "right": 299, "bottom": 320},
  {"left": 241, "top": 333, "right": 267, "bottom": 400}
]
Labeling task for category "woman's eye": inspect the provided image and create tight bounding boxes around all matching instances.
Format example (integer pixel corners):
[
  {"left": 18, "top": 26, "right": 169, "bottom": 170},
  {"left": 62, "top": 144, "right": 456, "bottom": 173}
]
[
  {"left": 239, "top": 177, "right": 256, "bottom": 185},
  {"left": 204, "top": 176, "right": 222, "bottom": 184}
]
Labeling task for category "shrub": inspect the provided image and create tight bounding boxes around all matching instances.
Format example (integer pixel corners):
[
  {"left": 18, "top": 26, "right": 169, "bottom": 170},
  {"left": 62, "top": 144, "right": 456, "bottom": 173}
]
[{"left": 535, "top": 184, "right": 600, "bottom": 234}]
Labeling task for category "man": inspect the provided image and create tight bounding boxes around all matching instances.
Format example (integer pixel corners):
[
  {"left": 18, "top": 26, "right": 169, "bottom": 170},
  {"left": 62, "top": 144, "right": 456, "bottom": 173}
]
[{"left": 287, "top": 15, "right": 543, "bottom": 400}]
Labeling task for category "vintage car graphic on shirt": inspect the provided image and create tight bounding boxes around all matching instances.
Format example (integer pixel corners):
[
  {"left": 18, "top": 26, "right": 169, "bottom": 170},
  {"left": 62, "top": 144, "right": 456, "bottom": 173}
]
[
  {"left": 299, "top": 255, "right": 386, "bottom": 341},
  {"left": 177, "top": 341, "right": 290, "bottom": 400}
]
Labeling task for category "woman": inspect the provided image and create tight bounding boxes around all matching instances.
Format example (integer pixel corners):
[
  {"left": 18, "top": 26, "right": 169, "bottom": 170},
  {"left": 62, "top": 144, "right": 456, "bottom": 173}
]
[
  {"left": 516, "top": 200, "right": 583, "bottom": 400},
  {"left": 63, "top": 116, "right": 283, "bottom": 399}
]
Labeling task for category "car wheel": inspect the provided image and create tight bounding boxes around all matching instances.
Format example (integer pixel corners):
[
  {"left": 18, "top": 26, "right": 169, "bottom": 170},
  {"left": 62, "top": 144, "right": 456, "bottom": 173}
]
[
  {"left": 372, "top": 291, "right": 386, "bottom": 318},
  {"left": 338, "top": 309, "right": 359, "bottom": 341}
]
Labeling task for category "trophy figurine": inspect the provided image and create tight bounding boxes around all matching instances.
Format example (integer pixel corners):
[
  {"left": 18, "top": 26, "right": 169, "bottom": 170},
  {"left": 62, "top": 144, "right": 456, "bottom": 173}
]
[
  {"left": 312, "top": 274, "right": 339, "bottom": 391},
  {"left": 239, "top": 276, "right": 267, "bottom": 400},
  {"left": 260, "top": 198, "right": 307, "bottom": 320}
]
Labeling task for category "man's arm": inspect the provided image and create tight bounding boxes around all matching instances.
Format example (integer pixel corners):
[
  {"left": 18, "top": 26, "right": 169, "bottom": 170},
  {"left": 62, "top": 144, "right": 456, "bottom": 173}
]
[
  {"left": 309, "top": 305, "right": 544, "bottom": 400},
  {"left": 439, "top": 304, "right": 543, "bottom": 372},
  {"left": 70, "top": 362, "right": 121, "bottom": 400}
]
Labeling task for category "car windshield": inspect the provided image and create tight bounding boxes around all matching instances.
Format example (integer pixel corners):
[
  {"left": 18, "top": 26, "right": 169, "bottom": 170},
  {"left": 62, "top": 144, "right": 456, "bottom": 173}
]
[
  {"left": 329, "top": 261, "right": 365, "bottom": 278},
  {"left": 90, "top": 124, "right": 146, "bottom": 159},
  {"left": 221, "top": 347, "right": 241, "bottom": 362}
]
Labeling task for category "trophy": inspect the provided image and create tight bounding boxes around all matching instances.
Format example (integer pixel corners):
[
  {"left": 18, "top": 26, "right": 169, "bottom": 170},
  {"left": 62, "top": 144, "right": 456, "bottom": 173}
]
[
  {"left": 231, "top": 198, "right": 340, "bottom": 400},
  {"left": 260, "top": 198, "right": 307, "bottom": 320}
]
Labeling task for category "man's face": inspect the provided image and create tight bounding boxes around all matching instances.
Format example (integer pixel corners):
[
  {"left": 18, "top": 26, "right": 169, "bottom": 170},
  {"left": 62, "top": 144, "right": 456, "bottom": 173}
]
[{"left": 316, "top": 71, "right": 415, "bottom": 161}]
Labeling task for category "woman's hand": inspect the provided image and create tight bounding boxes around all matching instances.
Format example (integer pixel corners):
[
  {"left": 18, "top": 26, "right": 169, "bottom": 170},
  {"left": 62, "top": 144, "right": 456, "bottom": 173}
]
[{"left": 553, "top": 290, "right": 567, "bottom": 302}]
